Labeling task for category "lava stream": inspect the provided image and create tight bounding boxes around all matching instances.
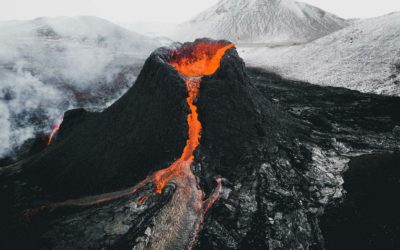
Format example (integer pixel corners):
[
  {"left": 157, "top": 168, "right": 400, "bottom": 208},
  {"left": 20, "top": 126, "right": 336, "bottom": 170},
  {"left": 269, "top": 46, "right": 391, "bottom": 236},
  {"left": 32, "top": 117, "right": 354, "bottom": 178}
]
[
  {"left": 47, "top": 120, "right": 62, "bottom": 145},
  {"left": 152, "top": 42, "right": 234, "bottom": 194}
]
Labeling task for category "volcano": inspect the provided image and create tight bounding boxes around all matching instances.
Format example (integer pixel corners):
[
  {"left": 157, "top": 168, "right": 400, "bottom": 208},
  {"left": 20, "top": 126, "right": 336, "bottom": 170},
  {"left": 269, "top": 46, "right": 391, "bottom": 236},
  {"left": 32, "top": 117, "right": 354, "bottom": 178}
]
[
  {"left": 20, "top": 39, "right": 270, "bottom": 249},
  {"left": 4, "top": 38, "right": 301, "bottom": 249},
  {"left": 24, "top": 40, "right": 237, "bottom": 197},
  {"left": 1, "top": 39, "right": 400, "bottom": 250}
]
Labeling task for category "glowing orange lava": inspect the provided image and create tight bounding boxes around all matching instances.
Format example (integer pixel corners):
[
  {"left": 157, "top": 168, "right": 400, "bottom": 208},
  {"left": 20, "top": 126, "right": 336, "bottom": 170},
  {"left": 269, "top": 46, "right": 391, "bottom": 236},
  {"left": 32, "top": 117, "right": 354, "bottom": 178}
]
[
  {"left": 47, "top": 120, "right": 62, "bottom": 145},
  {"left": 170, "top": 42, "right": 235, "bottom": 77},
  {"left": 153, "top": 42, "right": 234, "bottom": 194}
]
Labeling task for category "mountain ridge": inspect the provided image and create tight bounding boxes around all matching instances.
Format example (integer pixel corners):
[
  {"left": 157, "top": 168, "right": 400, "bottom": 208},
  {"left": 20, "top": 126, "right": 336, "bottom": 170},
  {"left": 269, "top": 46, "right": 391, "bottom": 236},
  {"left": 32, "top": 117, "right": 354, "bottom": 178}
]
[
  {"left": 173, "top": 0, "right": 349, "bottom": 44},
  {"left": 241, "top": 11, "right": 400, "bottom": 96}
]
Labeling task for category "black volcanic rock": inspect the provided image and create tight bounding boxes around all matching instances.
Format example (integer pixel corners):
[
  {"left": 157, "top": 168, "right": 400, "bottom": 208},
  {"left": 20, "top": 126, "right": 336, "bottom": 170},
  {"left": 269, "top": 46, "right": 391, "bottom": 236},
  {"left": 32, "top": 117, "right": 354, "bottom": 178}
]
[
  {"left": 192, "top": 50, "right": 329, "bottom": 250},
  {"left": 196, "top": 45, "right": 303, "bottom": 185},
  {"left": 246, "top": 68, "right": 400, "bottom": 250},
  {"left": 25, "top": 48, "right": 189, "bottom": 197}
]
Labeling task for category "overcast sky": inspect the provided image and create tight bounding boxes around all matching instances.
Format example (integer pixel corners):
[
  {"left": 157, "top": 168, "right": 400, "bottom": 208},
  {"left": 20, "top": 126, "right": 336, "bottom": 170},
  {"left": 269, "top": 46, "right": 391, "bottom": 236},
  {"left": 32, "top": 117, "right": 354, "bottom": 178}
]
[{"left": 1, "top": 0, "right": 399, "bottom": 23}]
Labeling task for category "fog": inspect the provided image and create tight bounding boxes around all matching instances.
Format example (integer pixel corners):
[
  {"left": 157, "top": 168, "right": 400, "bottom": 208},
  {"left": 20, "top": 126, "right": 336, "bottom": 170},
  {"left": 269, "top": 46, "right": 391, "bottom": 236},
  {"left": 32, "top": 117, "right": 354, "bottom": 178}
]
[{"left": 0, "top": 16, "right": 159, "bottom": 158}]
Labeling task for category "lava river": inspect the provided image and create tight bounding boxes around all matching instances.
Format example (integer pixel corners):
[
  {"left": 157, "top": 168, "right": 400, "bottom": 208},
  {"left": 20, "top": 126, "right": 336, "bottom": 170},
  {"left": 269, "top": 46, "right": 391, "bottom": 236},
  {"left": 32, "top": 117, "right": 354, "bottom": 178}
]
[{"left": 27, "top": 41, "right": 235, "bottom": 250}]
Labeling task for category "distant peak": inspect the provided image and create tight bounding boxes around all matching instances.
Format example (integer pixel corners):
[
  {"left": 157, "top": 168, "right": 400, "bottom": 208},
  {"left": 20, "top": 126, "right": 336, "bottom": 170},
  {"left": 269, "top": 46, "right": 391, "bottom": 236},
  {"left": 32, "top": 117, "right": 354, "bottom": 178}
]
[{"left": 175, "top": 0, "right": 348, "bottom": 44}]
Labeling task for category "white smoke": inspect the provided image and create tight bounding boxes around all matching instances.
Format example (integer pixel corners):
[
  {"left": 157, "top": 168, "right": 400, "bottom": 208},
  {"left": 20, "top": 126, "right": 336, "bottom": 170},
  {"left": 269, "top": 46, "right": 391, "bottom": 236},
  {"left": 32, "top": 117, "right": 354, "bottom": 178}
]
[
  {"left": 0, "top": 102, "right": 11, "bottom": 157},
  {"left": 0, "top": 16, "right": 159, "bottom": 158}
]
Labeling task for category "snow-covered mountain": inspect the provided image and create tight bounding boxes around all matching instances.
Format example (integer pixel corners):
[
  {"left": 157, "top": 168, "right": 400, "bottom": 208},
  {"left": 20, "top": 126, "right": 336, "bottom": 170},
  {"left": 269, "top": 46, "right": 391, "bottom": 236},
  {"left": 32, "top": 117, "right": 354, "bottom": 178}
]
[
  {"left": 241, "top": 12, "right": 400, "bottom": 96},
  {"left": 0, "top": 16, "right": 160, "bottom": 158},
  {"left": 174, "top": 0, "right": 349, "bottom": 44}
]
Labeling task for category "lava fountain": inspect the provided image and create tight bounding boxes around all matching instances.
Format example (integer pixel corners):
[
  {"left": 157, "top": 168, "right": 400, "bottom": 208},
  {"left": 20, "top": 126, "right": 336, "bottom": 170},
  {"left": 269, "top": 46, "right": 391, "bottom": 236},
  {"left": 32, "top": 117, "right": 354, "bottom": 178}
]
[{"left": 27, "top": 40, "right": 235, "bottom": 250}]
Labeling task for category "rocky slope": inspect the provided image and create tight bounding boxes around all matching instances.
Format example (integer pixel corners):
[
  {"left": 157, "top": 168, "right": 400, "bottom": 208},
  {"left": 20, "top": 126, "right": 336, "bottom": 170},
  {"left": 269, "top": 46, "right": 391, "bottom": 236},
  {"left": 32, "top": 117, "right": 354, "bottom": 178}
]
[
  {"left": 1, "top": 42, "right": 399, "bottom": 250},
  {"left": 0, "top": 16, "right": 160, "bottom": 159},
  {"left": 241, "top": 12, "right": 400, "bottom": 96},
  {"left": 174, "top": 0, "right": 349, "bottom": 44}
]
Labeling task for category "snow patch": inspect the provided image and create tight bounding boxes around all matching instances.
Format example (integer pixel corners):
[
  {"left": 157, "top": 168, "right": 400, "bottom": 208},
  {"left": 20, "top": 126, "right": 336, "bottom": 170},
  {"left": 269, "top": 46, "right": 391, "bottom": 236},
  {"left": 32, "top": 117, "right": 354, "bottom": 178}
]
[{"left": 241, "top": 12, "right": 400, "bottom": 96}]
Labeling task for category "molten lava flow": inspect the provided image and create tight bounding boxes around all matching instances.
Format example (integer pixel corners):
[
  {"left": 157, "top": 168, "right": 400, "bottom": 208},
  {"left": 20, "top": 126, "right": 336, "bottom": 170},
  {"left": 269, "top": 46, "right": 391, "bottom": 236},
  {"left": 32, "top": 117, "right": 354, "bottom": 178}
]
[
  {"left": 152, "top": 77, "right": 202, "bottom": 194},
  {"left": 145, "top": 41, "right": 233, "bottom": 249},
  {"left": 47, "top": 120, "right": 62, "bottom": 145},
  {"left": 153, "top": 42, "right": 234, "bottom": 194},
  {"left": 170, "top": 42, "right": 235, "bottom": 77}
]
